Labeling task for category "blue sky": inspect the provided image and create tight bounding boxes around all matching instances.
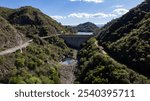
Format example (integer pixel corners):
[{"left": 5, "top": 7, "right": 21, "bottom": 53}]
[{"left": 0, "top": 0, "right": 144, "bottom": 25}]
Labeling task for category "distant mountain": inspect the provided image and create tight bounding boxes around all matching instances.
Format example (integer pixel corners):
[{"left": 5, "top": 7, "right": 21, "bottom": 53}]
[
  {"left": 97, "top": 0, "right": 150, "bottom": 76},
  {"left": 75, "top": 22, "right": 99, "bottom": 32}
]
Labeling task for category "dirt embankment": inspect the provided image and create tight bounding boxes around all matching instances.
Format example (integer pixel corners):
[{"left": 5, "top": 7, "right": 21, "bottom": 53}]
[
  {"left": 59, "top": 63, "right": 77, "bottom": 84},
  {"left": 59, "top": 50, "right": 78, "bottom": 84}
]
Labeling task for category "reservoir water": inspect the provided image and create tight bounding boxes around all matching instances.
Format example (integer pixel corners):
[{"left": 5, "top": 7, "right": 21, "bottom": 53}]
[{"left": 77, "top": 32, "right": 93, "bottom": 35}]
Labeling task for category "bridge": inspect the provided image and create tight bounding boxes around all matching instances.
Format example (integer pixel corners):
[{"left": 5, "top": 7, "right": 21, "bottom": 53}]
[{"left": 59, "top": 35, "right": 94, "bottom": 49}]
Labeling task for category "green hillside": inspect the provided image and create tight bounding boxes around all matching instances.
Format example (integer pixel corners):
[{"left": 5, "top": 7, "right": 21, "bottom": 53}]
[
  {"left": 0, "top": 16, "right": 25, "bottom": 50},
  {"left": 76, "top": 0, "right": 150, "bottom": 84},
  {"left": 0, "top": 6, "right": 70, "bottom": 38},
  {"left": 0, "top": 6, "right": 74, "bottom": 84},
  {"left": 0, "top": 1, "right": 150, "bottom": 84},
  {"left": 75, "top": 22, "right": 98, "bottom": 32},
  {"left": 97, "top": 0, "right": 150, "bottom": 76},
  {"left": 76, "top": 38, "right": 149, "bottom": 84}
]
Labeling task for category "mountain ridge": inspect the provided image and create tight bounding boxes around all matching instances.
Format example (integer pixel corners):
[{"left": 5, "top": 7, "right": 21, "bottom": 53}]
[
  {"left": 0, "top": 6, "right": 75, "bottom": 84},
  {"left": 96, "top": 0, "right": 150, "bottom": 76},
  {"left": 75, "top": 22, "right": 99, "bottom": 32},
  {"left": 0, "top": 6, "right": 72, "bottom": 50}
]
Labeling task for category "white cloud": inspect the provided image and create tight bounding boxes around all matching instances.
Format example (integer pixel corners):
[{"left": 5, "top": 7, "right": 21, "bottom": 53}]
[
  {"left": 50, "top": 7, "right": 129, "bottom": 24},
  {"left": 51, "top": 12, "right": 116, "bottom": 20},
  {"left": 69, "top": 0, "right": 104, "bottom": 3},
  {"left": 113, "top": 8, "right": 129, "bottom": 15},
  {"left": 68, "top": 12, "right": 116, "bottom": 18},
  {"left": 68, "top": 13, "right": 91, "bottom": 18},
  {"left": 93, "top": 13, "right": 116, "bottom": 18},
  {"left": 113, "top": 5, "right": 124, "bottom": 8},
  {"left": 51, "top": 16, "right": 66, "bottom": 20}
]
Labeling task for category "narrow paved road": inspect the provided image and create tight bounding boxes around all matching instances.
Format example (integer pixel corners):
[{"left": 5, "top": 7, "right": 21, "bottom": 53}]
[
  {"left": 0, "top": 40, "right": 32, "bottom": 56},
  {"left": 0, "top": 34, "right": 60, "bottom": 56},
  {"left": 95, "top": 41, "right": 107, "bottom": 55}
]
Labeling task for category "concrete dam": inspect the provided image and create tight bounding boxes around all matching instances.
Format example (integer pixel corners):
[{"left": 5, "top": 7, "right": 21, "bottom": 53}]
[{"left": 59, "top": 35, "right": 94, "bottom": 49}]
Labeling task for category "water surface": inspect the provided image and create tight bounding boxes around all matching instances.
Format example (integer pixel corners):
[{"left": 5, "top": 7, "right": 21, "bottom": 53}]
[
  {"left": 61, "top": 58, "right": 76, "bottom": 65},
  {"left": 77, "top": 32, "right": 93, "bottom": 35}
]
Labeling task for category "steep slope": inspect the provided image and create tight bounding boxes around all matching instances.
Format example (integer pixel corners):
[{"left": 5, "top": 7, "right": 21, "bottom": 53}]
[
  {"left": 0, "top": 6, "right": 72, "bottom": 50},
  {"left": 97, "top": 0, "right": 150, "bottom": 76},
  {"left": 0, "top": 16, "right": 24, "bottom": 50},
  {"left": 75, "top": 22, "right": 98, "bottom": 32},
  {"left": 0, "top": 36, "right": 73, "bottom": 84},
  {"left": 76, "top": 38, "right": 149, "bottom": 84},
  {"left": 0, "top": 6, "right": 70, "bottom": 37},
  {"left": 0, "top": 6, "right": 75, "bottom": 84}
]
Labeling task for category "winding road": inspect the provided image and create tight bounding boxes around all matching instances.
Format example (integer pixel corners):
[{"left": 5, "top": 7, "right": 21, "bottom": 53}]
[
  {"left": 0, "top": 40, "right": 32, "bottom": 56},
  {"left": 95, "top": 41, "right": 107, "bottom": 55},
  {"left": 0, "top": 34, "right": 60, "bottom": 56}
]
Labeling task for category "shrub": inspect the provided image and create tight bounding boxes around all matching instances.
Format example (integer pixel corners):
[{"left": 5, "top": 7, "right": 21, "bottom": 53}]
[
  {"left": 15, "top": 58, "right": 25, "bottom": 67},
  {"left": 28, "top": 61, "right": 37, "bottom": 70},
  {"left": 40, "top": 75, "right": 55, "bottom": 84},
  {"left": 26, "top": 76, "right": 42, "bottom": 84},
  {"left": 9, "top": 76, "right": 26, "bottom": 84}
]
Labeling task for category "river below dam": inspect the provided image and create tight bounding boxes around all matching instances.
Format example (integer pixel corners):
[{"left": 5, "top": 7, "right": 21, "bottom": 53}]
[
  {"left": 59, "top": 50, "right": 78, "bottom": 84},
  {"left": 58, "top": 32, "right": 93, "bottom": 84},
  {"left": 61, "top": 58, "right": 77, "bottom": 65}
]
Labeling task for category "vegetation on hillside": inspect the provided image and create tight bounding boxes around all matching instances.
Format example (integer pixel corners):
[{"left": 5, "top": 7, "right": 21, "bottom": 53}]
[
  {"left": 0, "top": 6, "right": 72, "bottom": 38},
  {"left": 0, "top": 16, "right": 24, "bottom": 50},
  {"left": 0, "top": 2, "right": 150, "bottom": 84},
  {"left": 0, "top": 37, "right": 73, "bottom": 84},
  {"left": 97, "top": 0, "right": 150, "bottom": 77},
  {"left": 76, "top": 38, "right": 149, "bottom": 84},
  {"left": 64, "top": 25, "right": 77, "bottom": 34},
  {"left": 0, "top": 6, "right": 75, "bottom": 84},
  {"left": 74, "top": 22, "right": 98, "bottom": 32}
]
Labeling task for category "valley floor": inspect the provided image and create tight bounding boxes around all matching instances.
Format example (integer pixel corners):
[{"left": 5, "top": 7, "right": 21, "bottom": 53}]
[
  {"left": 59, "top": 50, "right": 78, "bottom": 84},
  {"left": 59, "top": 64, "right": 77, "bottom": 84}
]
